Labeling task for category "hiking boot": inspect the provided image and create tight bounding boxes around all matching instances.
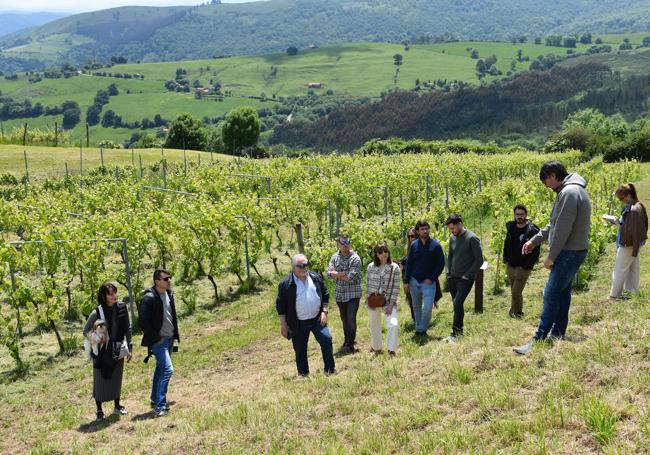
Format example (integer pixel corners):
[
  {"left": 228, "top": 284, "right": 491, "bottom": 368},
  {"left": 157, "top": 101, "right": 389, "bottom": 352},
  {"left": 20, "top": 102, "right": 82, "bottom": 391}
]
[
  {"left": 338, "top": 344, "right": 351, "bottom": 354},
  {"left": 388, "top": 350, "right": 396, "bottom": 357}
]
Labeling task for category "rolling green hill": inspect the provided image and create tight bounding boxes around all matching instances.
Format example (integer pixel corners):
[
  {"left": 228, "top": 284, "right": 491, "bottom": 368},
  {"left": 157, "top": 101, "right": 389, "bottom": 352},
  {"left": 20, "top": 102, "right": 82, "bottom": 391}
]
[
  {"left": 0, "top": 40, "right": 588, "bottom": 147},
  {"left": 1, "top": 0, "right": 650, "bottom": 72}
]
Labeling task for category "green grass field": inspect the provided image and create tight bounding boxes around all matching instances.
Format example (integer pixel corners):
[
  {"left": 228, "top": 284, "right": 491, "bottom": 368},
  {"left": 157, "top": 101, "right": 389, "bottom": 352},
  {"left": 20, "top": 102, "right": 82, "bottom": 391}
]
[
  {"left": 1, "top": 162, "right": 649, "bottom": 453},
  {"left": 0, "top": 144, "right": 233, "bottom": 179}
]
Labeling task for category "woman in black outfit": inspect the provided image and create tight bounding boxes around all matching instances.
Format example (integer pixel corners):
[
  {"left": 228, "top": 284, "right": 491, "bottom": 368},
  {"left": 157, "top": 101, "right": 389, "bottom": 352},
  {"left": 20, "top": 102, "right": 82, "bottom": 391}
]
[
  {"left": 83, "top": 283, "right": 133, "bottom": 421},
  {"left": 400, "top": 228, "right": 418, "bottom": 322}
]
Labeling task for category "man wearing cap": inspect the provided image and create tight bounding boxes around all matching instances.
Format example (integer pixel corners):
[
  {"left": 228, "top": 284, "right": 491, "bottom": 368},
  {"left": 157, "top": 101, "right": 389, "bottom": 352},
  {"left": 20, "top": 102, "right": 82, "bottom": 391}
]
[
  {"left": 328, "top": 235, "right": 362, "bottom": 354},
  {"left": 276, "top": 254, "right": 335, "bottom": 376},
  {"left": 445, "top": 214, "right": 484, "bottom": 343}
]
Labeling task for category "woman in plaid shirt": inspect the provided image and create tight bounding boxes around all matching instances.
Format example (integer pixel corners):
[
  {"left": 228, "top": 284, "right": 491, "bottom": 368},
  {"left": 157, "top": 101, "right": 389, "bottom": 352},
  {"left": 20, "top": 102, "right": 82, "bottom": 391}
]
[{"left": 366, "top": 242, "right": 401, "bottom": 355}]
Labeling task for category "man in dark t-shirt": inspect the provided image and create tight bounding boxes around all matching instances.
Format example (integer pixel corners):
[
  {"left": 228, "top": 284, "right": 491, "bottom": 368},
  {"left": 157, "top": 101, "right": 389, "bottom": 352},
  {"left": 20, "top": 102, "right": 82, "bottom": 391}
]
[{"left": 503, "top": 204, "right": 540, "bottom": 318}]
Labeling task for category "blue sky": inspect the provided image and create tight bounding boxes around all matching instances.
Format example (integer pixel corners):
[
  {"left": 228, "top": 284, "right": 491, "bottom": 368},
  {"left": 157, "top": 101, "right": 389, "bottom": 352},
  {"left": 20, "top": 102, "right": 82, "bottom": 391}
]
[{"left": 0, "top": 0, "right": 261, "bottom": 13}]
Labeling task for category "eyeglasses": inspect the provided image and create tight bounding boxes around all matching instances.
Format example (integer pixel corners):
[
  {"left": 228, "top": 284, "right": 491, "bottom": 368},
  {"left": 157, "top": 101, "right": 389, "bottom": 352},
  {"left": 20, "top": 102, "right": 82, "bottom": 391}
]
[
  {"left": 295, "top": 263, "right": 310, "bottom": 269},
  {"left": 159, "top": 276, "right": 172, "bottom": 282},
  {"left": 376, "top": 250, "right": 389, "bottom": 254}
]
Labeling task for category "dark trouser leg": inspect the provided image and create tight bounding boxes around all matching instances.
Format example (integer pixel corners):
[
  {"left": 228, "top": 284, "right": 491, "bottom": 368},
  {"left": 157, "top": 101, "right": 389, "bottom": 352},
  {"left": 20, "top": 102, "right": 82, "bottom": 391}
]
[
  {"left": 405, "top": 292, "right": 415, "bottom": 322},
  {"left": 451, "top": 277, "right": 474, "bottom": 336},
  {"left": 337, "top": 298, "right": 360, "bottom": 346},
  {"left": 291, "top": 319, "right": 312, "bottom": 375},
  {"left": 310, "top": 319, "right": 335, "bottom": 374}
]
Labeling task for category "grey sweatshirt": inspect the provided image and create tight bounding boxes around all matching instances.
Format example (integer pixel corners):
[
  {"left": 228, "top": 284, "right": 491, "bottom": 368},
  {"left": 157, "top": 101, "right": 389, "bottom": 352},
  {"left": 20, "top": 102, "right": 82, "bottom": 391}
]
[
  {"left": 531, "top": 172, "right": 591, "bottom": 261},
  {"left": 447, "top": 229, "right": 483, "bottom": 280}
]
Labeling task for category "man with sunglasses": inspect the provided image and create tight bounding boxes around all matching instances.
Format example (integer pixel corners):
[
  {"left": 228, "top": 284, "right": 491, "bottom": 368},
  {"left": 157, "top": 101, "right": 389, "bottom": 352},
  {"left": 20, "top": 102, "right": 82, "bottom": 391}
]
[
  {"left": 276, "top": 254, "right": 335, "bottom": 376},
  {"left": 139, "top": 269, "right": 180, "bottom": 416}
]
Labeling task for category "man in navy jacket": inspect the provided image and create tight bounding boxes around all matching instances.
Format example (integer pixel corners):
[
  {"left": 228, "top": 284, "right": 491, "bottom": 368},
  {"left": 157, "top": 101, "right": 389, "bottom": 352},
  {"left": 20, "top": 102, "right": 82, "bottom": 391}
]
[{"left": 404, "top": 220, "right": 446, "bottom": 336}]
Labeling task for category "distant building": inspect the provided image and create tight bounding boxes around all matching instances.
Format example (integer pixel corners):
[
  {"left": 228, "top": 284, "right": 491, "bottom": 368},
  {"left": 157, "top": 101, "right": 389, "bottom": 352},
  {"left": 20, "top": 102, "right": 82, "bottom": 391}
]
[
  {"left": 308, "top": 44, "right": 318, "bottom": 49},
  {"left": 308, "top": 82, "right": 322, "bottom": 88}
]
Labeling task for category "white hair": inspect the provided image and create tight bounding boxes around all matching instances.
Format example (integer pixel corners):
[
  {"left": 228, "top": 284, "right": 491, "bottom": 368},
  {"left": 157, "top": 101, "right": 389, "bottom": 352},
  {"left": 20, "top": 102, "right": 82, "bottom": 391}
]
[{"left": 291, "top": 254, "right": 308, "bottom": 267}]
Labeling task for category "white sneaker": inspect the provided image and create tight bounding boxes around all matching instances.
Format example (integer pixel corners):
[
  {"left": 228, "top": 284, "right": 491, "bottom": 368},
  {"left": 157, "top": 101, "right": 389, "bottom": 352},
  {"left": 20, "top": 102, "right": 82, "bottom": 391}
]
[
  {"left": 513, "top": 338, "right": 535, "bottom": 355},
  {"left": 445, "top": 335, "right": 457, "bottom": 343}
]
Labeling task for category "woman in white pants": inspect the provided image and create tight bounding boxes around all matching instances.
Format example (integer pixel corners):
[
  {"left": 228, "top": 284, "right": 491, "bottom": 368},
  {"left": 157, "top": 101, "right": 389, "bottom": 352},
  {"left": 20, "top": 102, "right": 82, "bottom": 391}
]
[
  {"left": 609, "top": 183, "right": 648, "bottom": 299},
  {"left": 366, "top": 242, "right": 401, "bottom": 356}
]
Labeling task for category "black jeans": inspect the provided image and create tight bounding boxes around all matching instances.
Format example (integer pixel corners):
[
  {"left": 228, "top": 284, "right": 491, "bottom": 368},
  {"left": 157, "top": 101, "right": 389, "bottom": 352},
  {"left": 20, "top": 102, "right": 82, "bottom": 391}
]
[
  {"left": 448, "top": 277, "right": 475, "bottom": 336},
  {"left": 336, "top": 298, "right": 360, "bottom": 346}
]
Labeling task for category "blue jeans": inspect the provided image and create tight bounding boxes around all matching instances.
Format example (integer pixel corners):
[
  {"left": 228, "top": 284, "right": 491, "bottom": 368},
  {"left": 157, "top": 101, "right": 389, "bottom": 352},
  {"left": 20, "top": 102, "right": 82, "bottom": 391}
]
[
  {"left": 409, "top": 278, "right": 436, "bottom": 333},
  {"left": 534, "top": 250, "right": 587, "bottom": 340},
  {"left": 151, "top": 337, "right": 174, "bottom": 412},
  {"left": 291, "top": 317, "right": 335, "bottom": 376}
]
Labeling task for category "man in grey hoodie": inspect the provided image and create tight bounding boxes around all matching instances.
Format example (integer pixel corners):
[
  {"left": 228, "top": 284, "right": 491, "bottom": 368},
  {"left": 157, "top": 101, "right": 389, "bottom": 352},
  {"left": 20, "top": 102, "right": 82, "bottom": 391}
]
[{"left": 514, "top": 161, "right": 591, "bottom": 354}]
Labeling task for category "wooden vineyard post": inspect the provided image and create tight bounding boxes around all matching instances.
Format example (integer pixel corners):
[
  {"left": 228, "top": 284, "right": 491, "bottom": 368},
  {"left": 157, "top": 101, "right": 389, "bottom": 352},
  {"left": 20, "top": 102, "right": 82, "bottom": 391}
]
[
  {"left": 295, "top": 223, "right": 305, "bottom": 254},
  {"left": 475, "top": 268, "right": 484, "bottom": 313}
]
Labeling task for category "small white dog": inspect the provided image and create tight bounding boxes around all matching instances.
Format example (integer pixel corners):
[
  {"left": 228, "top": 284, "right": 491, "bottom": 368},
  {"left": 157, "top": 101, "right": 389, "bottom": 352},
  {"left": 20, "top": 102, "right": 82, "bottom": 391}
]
[{"left": 84, "top": 319, "right": 109, "bottom": 359}]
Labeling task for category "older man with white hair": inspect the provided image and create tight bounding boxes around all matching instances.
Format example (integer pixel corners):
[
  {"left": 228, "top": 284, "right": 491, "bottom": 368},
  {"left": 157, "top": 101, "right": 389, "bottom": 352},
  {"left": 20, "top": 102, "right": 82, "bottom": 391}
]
[{"left": 276, "top": 254, "right": 335, "bottom": 376}]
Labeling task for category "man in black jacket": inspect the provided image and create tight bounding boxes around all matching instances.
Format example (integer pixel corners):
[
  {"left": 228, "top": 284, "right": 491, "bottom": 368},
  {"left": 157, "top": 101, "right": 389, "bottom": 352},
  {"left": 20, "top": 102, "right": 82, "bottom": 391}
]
[
  {"left": 503, "top": 204, "right": 540, "bottom": 318},
  {"left": 139, "top": 269, "right": 179, "bottom": 416},
  {"left": 276, "top": 254, "right": 335, "bottom": 376}
]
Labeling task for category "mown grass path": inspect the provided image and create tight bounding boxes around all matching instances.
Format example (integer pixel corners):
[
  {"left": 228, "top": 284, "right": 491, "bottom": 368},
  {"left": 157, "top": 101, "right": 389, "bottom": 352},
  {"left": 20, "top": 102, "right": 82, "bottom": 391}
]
[{"left": 1, "top": 164, "right": 650, "bottom": 454}]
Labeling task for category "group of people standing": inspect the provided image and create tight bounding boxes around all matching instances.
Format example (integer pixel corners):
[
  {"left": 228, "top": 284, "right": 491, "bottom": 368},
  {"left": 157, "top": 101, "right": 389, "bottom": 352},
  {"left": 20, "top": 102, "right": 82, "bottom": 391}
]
[
  {"left": 82, "top": 160, "right": 647, "bottom": 418},
  {"left": 275, "top": 214, "right": 485, "bottom": 375},
  {"left": 276, "top": 160, "right": 648, "bottom": 374}
]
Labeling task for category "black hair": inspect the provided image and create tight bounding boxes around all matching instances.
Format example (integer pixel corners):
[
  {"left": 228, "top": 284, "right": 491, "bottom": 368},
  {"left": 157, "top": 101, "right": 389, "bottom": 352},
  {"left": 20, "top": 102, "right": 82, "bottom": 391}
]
[
  {"left": 414, "top": 220, "right": 430, "bottom": 230},
  {"left": 445, "top": 214, "right": 463, "bottom": 225},
  {"left": 97, "top": 283, "right": 118, "bottom": 306},
  {"left": 513, "top": 204, "right": 528, "bottom": 214},
  {"left": 153, "top": 268, "right": 171, "bottom": 282},
  {"left": 539, "top": 161, "right": 568, "bottom": 182}
]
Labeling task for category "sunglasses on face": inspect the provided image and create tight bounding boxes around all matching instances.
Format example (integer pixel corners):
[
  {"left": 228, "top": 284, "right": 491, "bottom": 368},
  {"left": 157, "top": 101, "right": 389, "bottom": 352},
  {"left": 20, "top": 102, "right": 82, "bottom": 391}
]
[
  {"left": 159, "top": 276, "right": 172, "bottom": 282},
  {"left": 295, "top": 263, "right": 309, "bottom": 269},
  {"left": 376, "top": 250, "right": 389, "bottom": 254}
]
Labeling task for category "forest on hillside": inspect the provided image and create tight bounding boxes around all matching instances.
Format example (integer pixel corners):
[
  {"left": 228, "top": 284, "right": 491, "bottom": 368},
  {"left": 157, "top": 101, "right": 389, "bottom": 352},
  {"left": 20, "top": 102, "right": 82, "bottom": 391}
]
[{"left": 270, "top": 62, "right": 650, "bottom": 150}]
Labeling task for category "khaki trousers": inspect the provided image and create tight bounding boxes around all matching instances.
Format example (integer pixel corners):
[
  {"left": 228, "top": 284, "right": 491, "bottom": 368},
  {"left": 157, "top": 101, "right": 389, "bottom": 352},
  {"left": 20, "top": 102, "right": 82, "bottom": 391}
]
[{"left": 507, "top": 264, "right": 532, "bottom": 317}]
